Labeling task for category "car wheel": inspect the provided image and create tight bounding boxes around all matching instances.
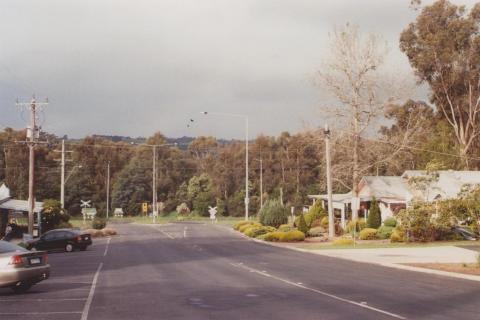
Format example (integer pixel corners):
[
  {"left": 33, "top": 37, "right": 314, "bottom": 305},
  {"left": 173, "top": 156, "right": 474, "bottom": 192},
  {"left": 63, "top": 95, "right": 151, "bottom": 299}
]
[
  {"left": 65, "top": 243, "right": 74, "bottom": 252},
  {"left": 11, "top": 283, "right": 32, "bottom": 294}
]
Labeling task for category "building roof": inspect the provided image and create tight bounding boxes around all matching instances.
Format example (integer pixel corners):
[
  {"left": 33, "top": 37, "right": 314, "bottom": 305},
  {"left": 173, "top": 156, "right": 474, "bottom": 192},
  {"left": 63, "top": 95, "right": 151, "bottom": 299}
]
[
  {"left": 308, "top": 192, "right": 352, "bottom": 203},
  {"left": 0, "top": 199, "right": 43, "bottom": 213},
  {"left": 359, "top": 176, "right": 412, "bottom": 201}
]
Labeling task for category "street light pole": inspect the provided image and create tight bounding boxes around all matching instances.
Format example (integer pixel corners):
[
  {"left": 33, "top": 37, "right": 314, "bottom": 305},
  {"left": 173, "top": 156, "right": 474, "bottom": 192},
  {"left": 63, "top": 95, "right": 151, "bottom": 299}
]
[
  {"left": 201, "top": 112, "right": 249, "bottom": 220},
  {"left": 254, "top": 157, "right": 263, "bottom": 208},
  {"left": 152, "top": 145, "right": 157, "bottom": 224},
  {"left": 324, "top": 124, "right": 335, "bottom": 239},
  {"left": 106, "top": 161, "right": 110, "bottom": 220}
]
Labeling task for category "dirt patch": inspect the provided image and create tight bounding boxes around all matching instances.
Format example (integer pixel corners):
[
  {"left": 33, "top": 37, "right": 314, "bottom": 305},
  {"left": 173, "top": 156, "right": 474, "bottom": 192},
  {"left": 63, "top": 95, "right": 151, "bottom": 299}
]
[{"left": 405, "top": 263, "right": 480, "bottom": 276}]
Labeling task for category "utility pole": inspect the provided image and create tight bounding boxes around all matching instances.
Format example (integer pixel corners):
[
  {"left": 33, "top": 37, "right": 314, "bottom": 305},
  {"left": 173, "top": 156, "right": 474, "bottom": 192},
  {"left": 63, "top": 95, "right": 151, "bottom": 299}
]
[
  {"left": 55, "top": 139, "right": 73, "bottom": 209},
  {"left": 259, "top": 157, "right": 263, "bottom": 208},
  {"left": 245, "top": 117, "right": 249, "bottom": 221},
  {"left": 16, "top": 96, "right": 48, "bottom": 236},
  {"left": 106, "top": 161, "right": 110, "bottom": 220},
  {"left": 324, "top": 124, "right": 335, "bottom": 239},
  {"left": 152, "top": 145, "right": 157, "bottom": 224}
]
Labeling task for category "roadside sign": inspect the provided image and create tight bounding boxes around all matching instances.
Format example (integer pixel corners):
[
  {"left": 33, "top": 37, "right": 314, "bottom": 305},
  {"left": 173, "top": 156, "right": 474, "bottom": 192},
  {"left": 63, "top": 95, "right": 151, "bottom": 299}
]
[{"left": 142, "top": 202, "right": 148, "bottom": 214}]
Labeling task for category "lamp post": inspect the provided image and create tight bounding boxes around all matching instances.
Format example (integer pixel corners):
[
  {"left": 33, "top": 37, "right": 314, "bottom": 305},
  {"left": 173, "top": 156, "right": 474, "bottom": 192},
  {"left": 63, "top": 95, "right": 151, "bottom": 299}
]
[
  {"left": 201, "top": 112, "right": 250, "bottom": 220},
  {"left": 254, "top": 158, "right": 263, "bottom": 209},
  {"left": 136, "top": 142, "right": 177, "bottom": 224}
]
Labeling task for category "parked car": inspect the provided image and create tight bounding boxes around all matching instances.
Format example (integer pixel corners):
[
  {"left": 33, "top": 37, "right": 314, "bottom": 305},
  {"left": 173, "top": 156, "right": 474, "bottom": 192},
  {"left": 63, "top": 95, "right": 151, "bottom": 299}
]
[
  {"left": 451, "top": 226, "right": 478, "bottom": 241},
  {"left": 0, "top": 240, "right": 50, "bottom": 293},
  {"left": 27, "top": 229, "right": 92, "bottom": 252}
]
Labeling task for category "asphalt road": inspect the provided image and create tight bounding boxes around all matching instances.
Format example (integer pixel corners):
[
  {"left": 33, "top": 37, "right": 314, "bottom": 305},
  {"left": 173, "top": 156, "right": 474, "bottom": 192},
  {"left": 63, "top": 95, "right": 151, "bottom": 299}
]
[{"left": 2, "top": 222, "right": 480, "bottom": 320}]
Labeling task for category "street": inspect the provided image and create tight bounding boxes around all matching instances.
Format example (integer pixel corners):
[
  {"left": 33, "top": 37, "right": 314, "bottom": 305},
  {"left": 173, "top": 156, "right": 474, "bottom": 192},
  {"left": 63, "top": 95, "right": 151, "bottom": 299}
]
[{"left": 2, "top": 222, "right": 480, "bottom": 320}]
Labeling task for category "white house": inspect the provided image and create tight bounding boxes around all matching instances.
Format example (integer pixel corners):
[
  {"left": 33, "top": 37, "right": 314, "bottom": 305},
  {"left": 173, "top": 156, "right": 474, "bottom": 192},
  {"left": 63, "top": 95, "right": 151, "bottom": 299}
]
[{"left": 309, "top": 170, "right": 480, "bottom": 225}]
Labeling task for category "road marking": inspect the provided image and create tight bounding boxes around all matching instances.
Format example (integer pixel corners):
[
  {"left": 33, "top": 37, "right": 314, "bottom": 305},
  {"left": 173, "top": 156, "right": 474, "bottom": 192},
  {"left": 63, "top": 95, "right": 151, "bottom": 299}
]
[
  {"left": 0, "top": 312, "right": 82, "bottom": 315},
  {"left": 230, "top": 263, "right": 406, "bottom": 320},
  {"left": 0, "top": 298, "right": 86, "bottom": 302},
  {"left": 81, "top": 262, "right": 103, "bottom": 320},
  {"left": 147, "top": 224, "right": 175, "bottom": 239},
  {"left": 184, "top": 226, "right": 188, "bottom": 238},
  {"left": 103, "top": 237, "right": 112, "bottom": 257}
]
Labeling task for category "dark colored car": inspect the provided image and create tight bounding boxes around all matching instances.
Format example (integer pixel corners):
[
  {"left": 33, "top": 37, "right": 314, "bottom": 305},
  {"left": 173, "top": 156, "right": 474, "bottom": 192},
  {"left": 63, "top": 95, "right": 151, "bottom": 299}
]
[
  {"left": 27, "top": 229, "right": 92, "bottom": 252},
  {"left": 0, "top": 240, "right": 50, "bottom": 293},
  {"left": 452, "top": 226, "right": 478, "bottom": 241}
]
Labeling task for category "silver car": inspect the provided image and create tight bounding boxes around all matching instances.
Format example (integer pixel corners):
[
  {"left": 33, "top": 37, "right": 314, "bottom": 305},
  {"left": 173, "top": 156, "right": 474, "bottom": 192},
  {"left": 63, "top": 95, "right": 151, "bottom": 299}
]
[{"left": 0, "top": 241, "right": 50, "bottom": 293}]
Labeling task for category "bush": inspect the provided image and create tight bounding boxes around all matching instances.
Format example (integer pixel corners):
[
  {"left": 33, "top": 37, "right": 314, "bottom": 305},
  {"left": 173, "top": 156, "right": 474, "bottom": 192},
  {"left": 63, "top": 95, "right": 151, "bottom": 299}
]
[
  {"left": 243, "top": 226, "right": 276, "bottom": 238},
  {"left": 359, "top": 228, "right": 378, "bottom": 240},
  {"left": 377, "top": 226, "right": 394, "bottom": 239},
  {"left": 239, "top": 222, "right": 261, "bottom": 233},
  {"left": 233, "top": 220, "right": 252, "bottom": 231},
  {"left": 258, "top": 199, "right": 289, "bottom": 228},
  {"left": 390, "top": 229, "right": 404, "bottom": 243},
  {"left": 176, "top": 203, "right": 190, "bottom": 216},
  {"left": 367, "top": 197, "right": 381, "bottom": 229},
  {"left": 307, "top": 226, "right": 326, "bottom": 237},
  {"left": 346, "top": 219, "right": 367, "bottom": 233},
  {"left": 383, "top": 217, "right": 397, "bottom": 228},
  {"left": 320, "top": 216, "right": 329, "bottom": 228},
  {"left": 41, "top": 199, "right": 71, "bottom": 232},
  {"left": 281, "top": 230, "right": 305, "bottom": 242},
  {"left": 333, "top": 238, "right": 354, "bottom": 246},
  {"left": 85, "top": 229, "right": 105, "bottom": 238},
  {"left": 92, "top": 217, "right": 107, "bottom": 230},
  {"left": 101, "top": 228, "right": 118, "bottom": 236},
  {"left": 263, "top": 230, "right": 305, "bottom": 242},
  {"left": 278, "top": 224, "right": 294, "bottom": 232},
  {"left": 297, "top": 214, "right": 309, "bottom": 234},
  {"left": 304, "top": 201, "right": 325, "bottom": 227}
]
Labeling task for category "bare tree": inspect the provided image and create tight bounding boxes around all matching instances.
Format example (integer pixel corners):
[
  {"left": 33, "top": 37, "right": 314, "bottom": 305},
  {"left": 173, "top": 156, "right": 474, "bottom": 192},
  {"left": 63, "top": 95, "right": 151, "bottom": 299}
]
[{"left": 317, "top": 24, "right": 408, "bottom": 220}]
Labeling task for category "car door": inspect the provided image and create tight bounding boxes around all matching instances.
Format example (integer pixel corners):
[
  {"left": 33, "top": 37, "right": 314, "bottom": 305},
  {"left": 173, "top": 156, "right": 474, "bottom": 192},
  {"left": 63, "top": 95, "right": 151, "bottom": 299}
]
[{"left": 38, "top": 232, "right": 56, "bottom": 250}]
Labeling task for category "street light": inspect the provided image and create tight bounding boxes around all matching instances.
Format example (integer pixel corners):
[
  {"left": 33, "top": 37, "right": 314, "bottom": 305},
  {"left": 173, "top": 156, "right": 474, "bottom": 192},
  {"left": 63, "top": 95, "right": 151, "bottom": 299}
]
[
  {"left": 135, "top": 142, "right": 178, "bottom": 224},
  {"left": 254, "top": 158, "right": 263, "bottom": 209},
  {"left": 201, "top": 111, "right": 250, "bottom": 220}
]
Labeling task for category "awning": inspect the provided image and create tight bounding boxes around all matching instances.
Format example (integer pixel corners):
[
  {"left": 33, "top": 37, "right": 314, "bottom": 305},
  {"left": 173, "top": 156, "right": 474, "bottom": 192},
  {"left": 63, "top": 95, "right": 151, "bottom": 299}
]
[{"left": 0, "top": 199, "right": 43, "bottom": 213}]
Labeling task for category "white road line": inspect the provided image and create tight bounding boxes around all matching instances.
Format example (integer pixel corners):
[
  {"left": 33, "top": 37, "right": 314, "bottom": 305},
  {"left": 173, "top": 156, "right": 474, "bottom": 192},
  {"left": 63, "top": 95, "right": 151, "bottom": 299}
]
[
  {"left": 81, "top": 262, "right": 103, "bottom": 320},
  {"left": 103, "top": 237, "right": 112, "bottom": 257},
  {"left": 146, "top": 224, "right": 175, "bottom": 239},
  {"left": 230, "top": 262, "right": 406, "bottom": 320},
  {"left": 0, "top": 312, "right": 82, "bottom": 315},
  {"left": 0, "top": 298, "right": 87, "bottom": 302},
  {"left": 184, "top": 227, "right": 188, "bottom": 238}
]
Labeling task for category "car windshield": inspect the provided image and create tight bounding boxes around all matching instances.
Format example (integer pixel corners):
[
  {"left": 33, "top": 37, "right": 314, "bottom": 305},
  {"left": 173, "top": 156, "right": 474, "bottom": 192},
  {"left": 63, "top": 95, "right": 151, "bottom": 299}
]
[{"left": 0, "top": 241, "right": 28, "bottom": 254}]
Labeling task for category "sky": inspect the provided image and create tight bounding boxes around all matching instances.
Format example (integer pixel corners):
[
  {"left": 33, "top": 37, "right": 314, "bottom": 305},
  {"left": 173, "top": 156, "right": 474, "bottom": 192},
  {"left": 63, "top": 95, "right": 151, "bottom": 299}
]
[{"left": 0, "top": 0, "right": 477, "bottom": 140}]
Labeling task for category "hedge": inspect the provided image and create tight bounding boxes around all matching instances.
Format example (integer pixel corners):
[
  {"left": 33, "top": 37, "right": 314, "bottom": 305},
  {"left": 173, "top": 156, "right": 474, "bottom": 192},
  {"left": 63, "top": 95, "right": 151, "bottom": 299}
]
[{"left": 377, "top": 226, "right": 394, "bottom": 240}]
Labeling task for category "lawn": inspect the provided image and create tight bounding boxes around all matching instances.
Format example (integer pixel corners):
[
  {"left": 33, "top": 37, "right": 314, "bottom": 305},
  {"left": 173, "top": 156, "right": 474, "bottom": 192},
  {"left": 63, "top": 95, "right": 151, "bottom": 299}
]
[
  {"left": 287, "top": 239, "right": 480, "bottom": 250},
  {"left": 106, "top": 213, "right": 250, "bottom": 226}
]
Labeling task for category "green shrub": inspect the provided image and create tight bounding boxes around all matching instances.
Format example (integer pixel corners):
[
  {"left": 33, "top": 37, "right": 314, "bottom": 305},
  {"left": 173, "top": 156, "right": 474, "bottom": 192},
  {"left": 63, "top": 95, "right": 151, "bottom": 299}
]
[
  {"left": 297, "top": 214, "right": 309, "bottom": 234},
  {"left": 92, "top": 217, "right": 107, "bottom": 230},
  {"left": 278, "top": 224, "right": 294, "bottom": 232},
  {"left": 239, "top": 222, "right": 261, "bottom": 233},
  {"left": 320, "top": 216, "right": 329, "bottom": 228},
  {"left": 359, "top": 228, "right": 378, "bottom": 240},
  {"left": 390, "top": 229, "right": 404, "bottom": 243},
  {"left": 41, "top": 199, "right": 71, "bottom": 232},
  {"left": 346, "top": 219, "right": 367, "bottom": 233},
  {"left": 333, "top": 238, "right": 354, "bottom": 245},
  {"left": 281, "top": 230, "right": 305, "bottom": 242},
  {"left": 263, "top": 230, "right": 305, "bottom": 242},
  {"left": 303, "top": 201, "right": 325, "bottom": 227},
  {"left": 383, "top": 217, "right": 397, "bottom": 228},
  {"left": 244, "top": 226, "right": 276, "bottom": 238},
  {"left": 307, "top": 226, "right": 326, "bottom": 237},
  {"left": 233, "top": 220, "right": 252, "bottom": 231},
  {"left": 264, "top": 231, "right": 284, "bottom": 242},
  {"left": 377, "top": 226, "right": 394, "bottom": 240},
  {"left": 258, "top": 199, "right": 289, "bottom": 228},
  {"left": 367, "top": 197, "right": 381, "bottom": 229}
]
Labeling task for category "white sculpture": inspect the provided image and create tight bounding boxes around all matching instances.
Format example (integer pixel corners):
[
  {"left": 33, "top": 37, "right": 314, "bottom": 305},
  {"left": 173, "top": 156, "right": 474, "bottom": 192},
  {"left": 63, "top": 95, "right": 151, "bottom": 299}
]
[{"left": 208, "top": 206, "right": 217, "bottom": 223}]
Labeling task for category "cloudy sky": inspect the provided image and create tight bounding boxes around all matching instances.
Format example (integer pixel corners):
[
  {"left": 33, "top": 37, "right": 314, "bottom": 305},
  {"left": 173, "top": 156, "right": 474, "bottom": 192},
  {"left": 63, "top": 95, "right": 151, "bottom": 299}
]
[{"left": 0, "top": 0, "right": 476, "bottom": 139}]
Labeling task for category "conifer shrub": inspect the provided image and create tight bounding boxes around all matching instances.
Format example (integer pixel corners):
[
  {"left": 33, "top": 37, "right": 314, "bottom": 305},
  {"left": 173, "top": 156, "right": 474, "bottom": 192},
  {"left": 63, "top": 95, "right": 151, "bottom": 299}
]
[
  {"left": 390, "top": 229, "right": 405, "bottom": 243},
  {"left": 307, "top": 226, "right": 326, "bottom": 237},
  {"left": 367, "top": 197, "right": 382, "bottom": 229},
  {"left": 278, "top": 224, "right": 294, "bottom": 232},
  {"left": 297, "top": 214, "right": 309, "bottom": 234},
  {"left": 258, "top": 199, "right": 289, "bottom": 228},
  {"left": 233, "top": 220, "right": 252, "bottom": 231},
  {"left": 359, "top": 228, "right": 378, "bottom": 240},
  {"left": 239, "top": 222, "right": 261, "bottom": 233},
  {"left": 346, "top": 219, "right": 367, "bottom": 233},
  {"left": 244, "top": 226, "right": 276, "bottom": 238}
]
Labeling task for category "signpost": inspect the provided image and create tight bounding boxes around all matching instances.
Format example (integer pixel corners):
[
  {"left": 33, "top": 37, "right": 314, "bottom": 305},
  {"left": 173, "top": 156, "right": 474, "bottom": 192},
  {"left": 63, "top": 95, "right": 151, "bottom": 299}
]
[
  {"left": 208, "top": 206, "right": 217, "bottom": 223},
  {"left": 142, "top": 202, "right": 148, "bottom": 215}
]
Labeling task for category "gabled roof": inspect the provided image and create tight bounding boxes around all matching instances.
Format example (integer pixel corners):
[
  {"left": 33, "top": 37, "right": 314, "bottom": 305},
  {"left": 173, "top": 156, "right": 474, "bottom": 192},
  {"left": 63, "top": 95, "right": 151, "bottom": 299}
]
[{"left": 359, "top": 176, "right": 412, "bottom": 201}]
